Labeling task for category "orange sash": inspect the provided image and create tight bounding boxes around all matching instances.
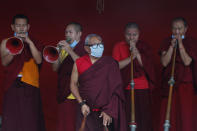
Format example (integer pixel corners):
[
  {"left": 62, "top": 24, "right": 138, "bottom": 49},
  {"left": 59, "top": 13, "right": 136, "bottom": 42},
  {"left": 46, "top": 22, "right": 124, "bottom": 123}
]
[{"left": 18, "top": 58, "right": 39, "bottom": 88}]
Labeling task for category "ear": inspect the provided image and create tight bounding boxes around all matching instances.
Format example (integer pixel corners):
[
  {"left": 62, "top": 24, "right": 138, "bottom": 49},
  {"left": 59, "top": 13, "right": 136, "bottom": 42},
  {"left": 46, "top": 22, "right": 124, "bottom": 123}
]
[
  {"left": 84, "top": 46, "right": 90, "bottom": 53},
  {"left": 78, "top": 31, "right": 82, "bottom": 38},
  {"left": 11, "top": 24, "right": 15, "bottom": 31},
  {"left": 27, "top": 24, "right": 30, "bottom": 31},
  {"left": 185, "top": 26, "right": 188, "bottom": 33}
]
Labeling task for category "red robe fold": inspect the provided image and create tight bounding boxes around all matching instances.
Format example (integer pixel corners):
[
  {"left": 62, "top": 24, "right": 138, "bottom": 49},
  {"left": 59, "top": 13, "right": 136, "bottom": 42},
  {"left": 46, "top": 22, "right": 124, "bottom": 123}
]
[
  {"left": 76, "top": 56, "right": 127, "bottom": 131},
  {"left": 2, "top": 79, "right": 45, "bottom": 131},
  {"left": 159, "top": 37, "right": 197, "bottom": 131}
]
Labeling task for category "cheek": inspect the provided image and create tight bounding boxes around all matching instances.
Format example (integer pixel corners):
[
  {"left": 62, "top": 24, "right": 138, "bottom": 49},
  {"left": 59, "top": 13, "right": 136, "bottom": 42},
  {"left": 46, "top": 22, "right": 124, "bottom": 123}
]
[
  {"left": 172, "top": 29, "right": 176, "bottom": 33},
  {"left": 87, "top": 48, "right": 91, "bottom": 53},
  {"left": 70, "top": 33, "right": 75, "bottom": 38},
  {"left": 181, "top": 29, "right": 186, "bottom": 34},
  {"left": 125, "top": 36, "right": 130, "bottom": 41},
  {"left": 24, "top": 26, "right": 28, "bottom": 31},
  {"left": 84, "top": 47, "right": 91, "bottom": 53},
  {"left": 133, "top": 35, "right": 139, "bottom": 41}
]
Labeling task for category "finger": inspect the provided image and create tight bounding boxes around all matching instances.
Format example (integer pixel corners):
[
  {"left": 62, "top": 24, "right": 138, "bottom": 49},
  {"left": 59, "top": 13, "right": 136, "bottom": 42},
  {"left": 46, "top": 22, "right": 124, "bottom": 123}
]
[
  {"left": 86, "top": 110, "right": 90, "bottom": 116},
  {"left": 99, "top": 113, "right": 103, "bottom": 118},
  {"left": 103, "top": 118, "right": 107, "bottom": 126},
  {"left": 107, "top": 119, "right": 111, "bottom": 126},
  {"left": 109, "top": 118, "right": 112, "bottom": 124}
]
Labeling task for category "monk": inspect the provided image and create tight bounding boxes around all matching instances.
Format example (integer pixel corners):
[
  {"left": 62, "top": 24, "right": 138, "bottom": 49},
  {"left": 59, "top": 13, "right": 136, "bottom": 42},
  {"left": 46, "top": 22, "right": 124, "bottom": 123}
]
[
  {"left": 0, "top": 14, "right": 45, "bottom": 131},
  {"left": 52, "top": 22, "right": 86, "bottom": 131},
  {"left": 112, "top": 22, "right": 156, "bottom": 131},
  {"left": 159, "top": 17, "right": 197, "bottom": 131},
  {"left": 70, "top": 34, "right": 127, "bottom": 131}
]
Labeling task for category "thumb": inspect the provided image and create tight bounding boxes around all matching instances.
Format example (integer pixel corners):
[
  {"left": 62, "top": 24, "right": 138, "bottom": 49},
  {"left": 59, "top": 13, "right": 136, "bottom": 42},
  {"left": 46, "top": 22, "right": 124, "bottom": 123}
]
[{"left": 99, "top": 113, "right": 103, "bottom": 118}]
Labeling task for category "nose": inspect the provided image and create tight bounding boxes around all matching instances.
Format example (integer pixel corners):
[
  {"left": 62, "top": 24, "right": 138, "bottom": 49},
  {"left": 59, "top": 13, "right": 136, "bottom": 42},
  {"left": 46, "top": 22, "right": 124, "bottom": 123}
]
[
  {"left": 130, "top": 35, "right": 134, "bottom": 40},
  {"left": 175, "top": 29, "right": 180, "bottom": 34}
]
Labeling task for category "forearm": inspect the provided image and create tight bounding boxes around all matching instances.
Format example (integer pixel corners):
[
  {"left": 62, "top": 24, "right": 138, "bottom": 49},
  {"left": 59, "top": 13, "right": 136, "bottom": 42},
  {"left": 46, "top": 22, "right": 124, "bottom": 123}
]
[
  {"left": 70, "top": 83, "right": 83, "bottom": 103},
  {"left": 179, "top": 44, "right": 192, "bottom": 66},
  {"left": 28, "top": 42, "right": 42, "bottom": 64},
  {"left": 52, "top": 60, "right": 60, "bottom": 72},
  {"left": 1, "top": 40, "right": 14, "bottom": 66},
  {"left": 136, "top": 53, "right": 143, "bottom": 67},
  {"left": 1, "top": 53, "right": 14, "bottom": 66},
  {"left": 67, "top": 49, "right": 79, "bottom": 61},
  {"left": 161, "top": 46, "right": 174, "bottom": 67},
  {"left": 119, "top": 57, "right": 131, "bottom": 69}
]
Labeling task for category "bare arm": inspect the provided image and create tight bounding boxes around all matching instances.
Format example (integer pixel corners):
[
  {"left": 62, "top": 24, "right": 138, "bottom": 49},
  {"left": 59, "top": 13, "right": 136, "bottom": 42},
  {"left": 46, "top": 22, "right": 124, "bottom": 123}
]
[
  {"left": 118, "top": 47, "right": 142, "bottom": 69},
  {"left": 161, "top": 45, "right": 174, "bottom": 67},
  {"left": 135, "top": 48, "right": 143, "bottom": 67},
  {"left": 70, "top": 63, "right": 90, "bottom": 116},
  {"left": 118, "top": 57, "right": 131, "bottom": 69},
  {"left": 26, "top": 38, "right": 42, "bottom": 64},
  {"left": 178, "top": 42, "right": 192, "bottom": 66},
  {"left": 0, "top": 39, "right": 14, "bottom": 66},
  {"left": 52, "top": 60, "right": 60, "bottom": 72},
  {"left": 70, "top": 63, "right": 83, "bottom": 103},
  {"left": 66, "top": 47, "right": 79, "bottom": 61},
  {"left": 52, "top": 40, "right": 80, "bottom": 72}
]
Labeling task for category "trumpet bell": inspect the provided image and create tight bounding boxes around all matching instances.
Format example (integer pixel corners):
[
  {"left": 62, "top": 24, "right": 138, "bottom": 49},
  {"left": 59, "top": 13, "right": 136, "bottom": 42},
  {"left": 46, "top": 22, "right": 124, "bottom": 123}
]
[
  {"left": 43, "top": 46, "right": 59, "bottom": 63},
  {"left": 6, "top": 37, "right": 24, "bottom": 55}
]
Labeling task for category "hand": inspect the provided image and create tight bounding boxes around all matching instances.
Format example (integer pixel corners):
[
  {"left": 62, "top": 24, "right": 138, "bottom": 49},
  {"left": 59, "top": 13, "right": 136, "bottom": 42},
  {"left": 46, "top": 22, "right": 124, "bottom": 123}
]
[
  {"left": 129, "top": 39, "right": 137, "bottom": 49},
  {"left": 81, "top": 104, "right": 90, "bottom": 117},
  {"left": 176, "top": 35, "right": 183, "bottom": 44},
  {"left": 131, "top": 47, "right": 139, "bottom": 60},
  {"left": 57, "top": 40, "right": 72, "bottom": 52},
  {"left": 99, "top": 112, "right": 112, "bottom": 126},
  {"left": 171, "top": 35, "right": 183, "bottom": 47},
  {"left": 171, "top": 38, "right": 177, "bottom": 48},
  {"left": 15, "top": 32, "right": 32, "bottom": 45},
  {"left": 23, "top": 36, "right": 33, "bottom": 45}
]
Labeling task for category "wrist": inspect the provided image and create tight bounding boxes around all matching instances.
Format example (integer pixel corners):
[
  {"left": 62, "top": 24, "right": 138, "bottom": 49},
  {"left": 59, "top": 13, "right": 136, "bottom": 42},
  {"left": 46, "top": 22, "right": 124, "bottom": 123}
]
[
  {"left": 79, "top": 100, "right": 86, "bottom": 107},
  {"left": 28, "top": 41, "right": 33, "bottom": 46},
  {"left": 179, "top": 47, "right": 185, "bottom": 51},
  {"left": 169, "top": 45, "right": 173, "bottom": 49}
]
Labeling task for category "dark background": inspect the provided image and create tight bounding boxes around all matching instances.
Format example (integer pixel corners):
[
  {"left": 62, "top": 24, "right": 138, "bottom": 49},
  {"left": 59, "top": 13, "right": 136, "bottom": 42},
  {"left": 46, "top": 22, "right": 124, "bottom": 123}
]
[{"left": 0, "top": 0, "right": 197, "bottom": 130}]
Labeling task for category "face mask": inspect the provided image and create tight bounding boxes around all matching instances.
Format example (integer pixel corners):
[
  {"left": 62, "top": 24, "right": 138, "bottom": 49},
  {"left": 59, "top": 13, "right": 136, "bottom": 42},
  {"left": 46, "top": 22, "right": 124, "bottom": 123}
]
[
  {"left": 14, "top": 32, "right": 28, "bottom": 37},
  {"left": 70, "top": 40, "right": 78, "bottom": 48},
  {"left": 90, "top": 44, "right": 104, "bottom": 58},
  {"left": 171, "top": 35, "right": 185, "bottom": 39}
]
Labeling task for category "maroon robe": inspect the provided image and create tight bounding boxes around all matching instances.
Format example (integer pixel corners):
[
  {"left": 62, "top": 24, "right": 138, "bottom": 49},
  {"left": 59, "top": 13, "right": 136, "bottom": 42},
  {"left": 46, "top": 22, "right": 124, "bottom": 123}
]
[
  {"left": 76, "top": 56, "right": 127, "bottom": 131},
  {"left": 56, "top": 41, "right": 86, "bottom": 131},
  {"left": 113, "top": 40, "right": 156, "bottom": 131},
  {"left": 159, "top": 37, "right": 197, "bottom": 131},
  {"left": 2, "top": 38, "right": 43, "bottom": 92},
  {"left": 57, "top": 41, "right": 86, "bottom": 103},
  {"left": 1, "top": 38, "right": 45, "bottom": 131}
]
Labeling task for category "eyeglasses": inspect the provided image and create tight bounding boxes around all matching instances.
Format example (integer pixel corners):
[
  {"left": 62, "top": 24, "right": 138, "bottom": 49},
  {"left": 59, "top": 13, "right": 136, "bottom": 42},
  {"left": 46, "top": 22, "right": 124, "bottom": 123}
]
[{"left": 86, "top": 43, "right": 104, "bottom": 49}]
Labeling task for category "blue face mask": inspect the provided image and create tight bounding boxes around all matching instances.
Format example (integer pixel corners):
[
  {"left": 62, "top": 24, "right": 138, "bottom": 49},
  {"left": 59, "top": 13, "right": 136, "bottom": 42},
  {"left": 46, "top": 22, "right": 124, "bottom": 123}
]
[
  {"left": 14, "top": 32, "right": 28, "bottom": 37},
  {"left": 70, "top": 40, "right": 78, "bottom": 48},
  {"left": 90, "top": 44, "right": 104, "bottom": 58},
  {"left": 171, "top": 35, "right": 185, "bottom": 39}
]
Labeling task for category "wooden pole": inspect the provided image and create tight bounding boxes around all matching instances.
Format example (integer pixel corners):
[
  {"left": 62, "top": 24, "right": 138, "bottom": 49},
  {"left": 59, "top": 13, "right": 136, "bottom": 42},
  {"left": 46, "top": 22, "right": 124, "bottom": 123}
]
[
  {"left": 130, "top": 52, "right": 137, "bottom": 131},
  {"left": 163, "top": 43, "right": 177, "bottom": 131}
]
